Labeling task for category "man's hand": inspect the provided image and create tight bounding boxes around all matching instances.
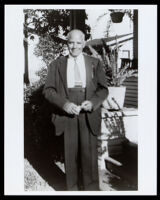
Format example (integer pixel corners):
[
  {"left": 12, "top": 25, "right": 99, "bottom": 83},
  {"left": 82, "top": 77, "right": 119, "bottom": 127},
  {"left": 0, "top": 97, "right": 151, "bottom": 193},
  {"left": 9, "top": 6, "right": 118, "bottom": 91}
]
[
  {"left": 81, "top": 100, "right": 93, "bottom": 112},
  {"left": 63, "top": 102, "right": 81, "bottom": 115}
]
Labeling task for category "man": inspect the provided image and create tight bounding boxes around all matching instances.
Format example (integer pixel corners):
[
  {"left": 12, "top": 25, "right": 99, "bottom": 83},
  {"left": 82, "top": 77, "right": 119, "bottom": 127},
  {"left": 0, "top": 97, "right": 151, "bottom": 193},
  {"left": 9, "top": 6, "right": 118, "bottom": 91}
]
[{"left": 43, "top": 29, "right": 108, "bottom": 191}]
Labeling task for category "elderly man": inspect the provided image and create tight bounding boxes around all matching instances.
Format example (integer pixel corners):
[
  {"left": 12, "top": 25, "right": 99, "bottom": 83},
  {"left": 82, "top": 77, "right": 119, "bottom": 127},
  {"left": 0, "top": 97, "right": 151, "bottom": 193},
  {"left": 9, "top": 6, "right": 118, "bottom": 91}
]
[{"left": 43, "top": 29, "right": 108, "bottom": 191}]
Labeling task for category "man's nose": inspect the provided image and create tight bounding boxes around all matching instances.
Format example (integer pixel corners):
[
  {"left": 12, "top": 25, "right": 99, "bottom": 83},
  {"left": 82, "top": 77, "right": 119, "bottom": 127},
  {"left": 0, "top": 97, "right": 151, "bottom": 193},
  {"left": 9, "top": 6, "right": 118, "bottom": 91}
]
[{"left": 73, "top": 43, "right": 77, "bottom": 48}]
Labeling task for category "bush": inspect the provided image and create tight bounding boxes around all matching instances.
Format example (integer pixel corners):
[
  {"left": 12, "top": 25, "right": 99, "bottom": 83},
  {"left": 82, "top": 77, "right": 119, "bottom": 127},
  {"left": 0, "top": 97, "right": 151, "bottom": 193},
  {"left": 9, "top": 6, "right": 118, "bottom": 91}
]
[{"left": 24, "top": 67, "right": 64, "bottom": 163}]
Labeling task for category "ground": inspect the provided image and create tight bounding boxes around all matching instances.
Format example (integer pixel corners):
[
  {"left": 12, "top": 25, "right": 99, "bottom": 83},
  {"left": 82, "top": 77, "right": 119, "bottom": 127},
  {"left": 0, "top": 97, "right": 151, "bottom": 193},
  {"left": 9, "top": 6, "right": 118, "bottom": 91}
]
[
  {"left": 24, "top": 154, "right": 137, "bottom": 191},
  {"left": 24, "top": 158, "right": 116, "bottom": 191}
]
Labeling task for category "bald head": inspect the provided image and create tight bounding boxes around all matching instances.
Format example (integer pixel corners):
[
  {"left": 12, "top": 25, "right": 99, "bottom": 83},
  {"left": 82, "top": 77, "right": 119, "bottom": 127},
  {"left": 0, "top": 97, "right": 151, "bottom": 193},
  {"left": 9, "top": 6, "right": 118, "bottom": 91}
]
[
  {"left": 67, "top": 29, "right": 86, "bottom": 57},
  {"left": 67, "top": 29, "right": 85, "bottom": 42}
]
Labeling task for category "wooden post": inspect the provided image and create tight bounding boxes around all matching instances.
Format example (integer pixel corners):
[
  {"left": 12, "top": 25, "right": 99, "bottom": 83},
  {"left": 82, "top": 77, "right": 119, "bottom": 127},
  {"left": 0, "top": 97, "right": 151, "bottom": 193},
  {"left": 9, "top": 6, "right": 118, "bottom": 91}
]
[
  {"left": 69, "top": 10, "right": 86, "bottom": 34},
  {"left": 115, "top": 35, "right": 118, "bottom": 74}
]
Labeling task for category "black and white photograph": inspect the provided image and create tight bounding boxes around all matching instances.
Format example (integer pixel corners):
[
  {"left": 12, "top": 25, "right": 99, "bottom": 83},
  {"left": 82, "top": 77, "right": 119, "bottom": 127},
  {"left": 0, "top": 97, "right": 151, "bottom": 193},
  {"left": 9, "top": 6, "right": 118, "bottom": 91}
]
[{"left": 4, "top": 4, "right": 157, "bottom": 195}]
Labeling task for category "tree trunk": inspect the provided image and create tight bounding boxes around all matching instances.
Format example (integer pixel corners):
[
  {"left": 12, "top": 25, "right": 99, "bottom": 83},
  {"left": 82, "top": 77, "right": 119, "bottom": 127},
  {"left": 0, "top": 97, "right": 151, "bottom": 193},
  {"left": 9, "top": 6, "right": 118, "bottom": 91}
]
[{"left": 24, "top": 13, "right": 30, "bottom": 86}]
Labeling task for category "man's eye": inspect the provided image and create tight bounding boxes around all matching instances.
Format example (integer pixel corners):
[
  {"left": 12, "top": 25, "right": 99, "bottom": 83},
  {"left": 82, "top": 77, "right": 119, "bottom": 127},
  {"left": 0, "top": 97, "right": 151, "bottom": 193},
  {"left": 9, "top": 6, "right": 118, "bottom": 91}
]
[{"left": 68, "top": 42, "right": 82, "bottom": 45}]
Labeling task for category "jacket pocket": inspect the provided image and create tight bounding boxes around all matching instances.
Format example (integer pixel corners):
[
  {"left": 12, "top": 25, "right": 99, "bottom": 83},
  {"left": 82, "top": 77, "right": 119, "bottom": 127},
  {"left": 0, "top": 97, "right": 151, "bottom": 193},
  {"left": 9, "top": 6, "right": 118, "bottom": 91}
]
[{"left": 52, "top": 114, "right": 66, "bottom": 136}]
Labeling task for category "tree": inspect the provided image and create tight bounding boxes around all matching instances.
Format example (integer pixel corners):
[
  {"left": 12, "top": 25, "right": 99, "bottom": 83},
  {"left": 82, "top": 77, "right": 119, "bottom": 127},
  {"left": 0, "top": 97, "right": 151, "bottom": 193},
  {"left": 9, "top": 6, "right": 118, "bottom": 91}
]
[
  {"left": 23, "top": 9, "right": 91, "bottom": 67},
  {"left": 34, "top": 33, "right": 65, "bottom": 66},
  {"left": 24, "top": 9, "right": 70, "bottom": 38}
]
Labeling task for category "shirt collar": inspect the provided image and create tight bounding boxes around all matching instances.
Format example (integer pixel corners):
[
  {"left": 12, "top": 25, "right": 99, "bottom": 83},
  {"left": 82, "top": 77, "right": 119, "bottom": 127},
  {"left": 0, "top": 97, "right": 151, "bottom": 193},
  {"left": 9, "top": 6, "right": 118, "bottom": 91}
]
[{"left": 68, "top": 53, "right": 84, "bottom": 61}]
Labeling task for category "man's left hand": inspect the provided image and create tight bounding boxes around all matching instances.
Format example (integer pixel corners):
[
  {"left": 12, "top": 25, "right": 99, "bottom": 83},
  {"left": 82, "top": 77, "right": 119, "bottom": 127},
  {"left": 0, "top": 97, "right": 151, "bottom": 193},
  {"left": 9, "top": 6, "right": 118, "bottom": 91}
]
[{"left": 81, "top": 101, "right": 93, "bottom": 112}]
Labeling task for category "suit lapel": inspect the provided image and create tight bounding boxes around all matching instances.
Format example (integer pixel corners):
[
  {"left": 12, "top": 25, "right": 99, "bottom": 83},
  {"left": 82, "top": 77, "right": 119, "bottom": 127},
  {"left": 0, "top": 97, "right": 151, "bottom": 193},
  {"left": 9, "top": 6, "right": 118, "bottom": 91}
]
[
  {"left": 84, "top": 54, "right": 93, "bottom": 88},
  {"left": 58, "top": 56, "right": 69, "bottom": 97}
]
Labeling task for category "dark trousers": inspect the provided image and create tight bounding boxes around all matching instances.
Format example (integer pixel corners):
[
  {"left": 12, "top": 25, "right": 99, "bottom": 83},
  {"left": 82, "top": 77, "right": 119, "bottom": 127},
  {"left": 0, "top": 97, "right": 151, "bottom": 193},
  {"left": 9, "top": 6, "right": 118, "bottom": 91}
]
[{"left": 64, "top": 88, "right": 99, "bottom": 191}]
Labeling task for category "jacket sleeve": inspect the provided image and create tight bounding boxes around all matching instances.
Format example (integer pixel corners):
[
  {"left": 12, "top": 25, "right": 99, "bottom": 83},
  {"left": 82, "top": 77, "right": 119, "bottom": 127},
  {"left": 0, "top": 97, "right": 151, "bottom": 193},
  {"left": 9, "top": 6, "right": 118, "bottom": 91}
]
[
  {"left": 89, "top": 60, "right": 109, "bottom": 111},
  {"left": 43, "top": 61, "right": 69, "bottom": 110}
]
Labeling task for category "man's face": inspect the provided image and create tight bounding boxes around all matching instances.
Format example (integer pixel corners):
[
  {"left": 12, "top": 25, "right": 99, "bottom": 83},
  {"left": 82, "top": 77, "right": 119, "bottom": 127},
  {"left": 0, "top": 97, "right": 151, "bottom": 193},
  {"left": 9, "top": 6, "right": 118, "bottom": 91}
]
[{"left": 67, "top": 32, "right": 85, "bottom": 57}]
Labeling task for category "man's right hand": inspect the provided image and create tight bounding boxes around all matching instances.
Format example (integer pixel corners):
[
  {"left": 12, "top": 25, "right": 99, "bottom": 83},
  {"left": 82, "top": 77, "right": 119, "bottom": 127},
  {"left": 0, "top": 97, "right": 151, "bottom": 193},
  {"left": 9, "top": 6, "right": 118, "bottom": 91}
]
[{"left": 63, "top": 102, "right": 81, "bottom": 115}]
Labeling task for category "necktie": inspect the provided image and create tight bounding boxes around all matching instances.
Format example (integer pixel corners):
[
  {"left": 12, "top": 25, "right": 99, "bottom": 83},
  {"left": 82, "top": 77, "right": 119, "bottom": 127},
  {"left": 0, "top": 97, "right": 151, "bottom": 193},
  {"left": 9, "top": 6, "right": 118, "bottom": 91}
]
[{"left": 74, "top": 58, "right": 83, "bottom": 87}]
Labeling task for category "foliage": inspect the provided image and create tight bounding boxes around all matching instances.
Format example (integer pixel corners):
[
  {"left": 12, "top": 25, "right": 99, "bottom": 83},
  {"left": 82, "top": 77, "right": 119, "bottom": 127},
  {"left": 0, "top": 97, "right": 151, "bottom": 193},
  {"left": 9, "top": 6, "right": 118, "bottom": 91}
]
[
  {"left": 88, "top": 42, "right": 138, "bottom": 87},
  {"left": 23, "top": 9, "right": 69, "bottom": 67},
  {"left": 34, "top": 34, "right": 65, "bottom": 66},
  {"left": 89, "top": 9, "right": 137, "bottom": 86},
  {"left": 23, "top": 9, "right": 70, "bottom": 38},
  {"left": 24, "top": 9, "right": 91, "bottom": 39},
  {"left": 24, "top": 66, "right": 65, "bottom": 163},
  {"left": 24, "top": 66, "right": 47, "bottom": 103},
  {"left": 24, "top": 9, "right": 91, "bottom": 66}
]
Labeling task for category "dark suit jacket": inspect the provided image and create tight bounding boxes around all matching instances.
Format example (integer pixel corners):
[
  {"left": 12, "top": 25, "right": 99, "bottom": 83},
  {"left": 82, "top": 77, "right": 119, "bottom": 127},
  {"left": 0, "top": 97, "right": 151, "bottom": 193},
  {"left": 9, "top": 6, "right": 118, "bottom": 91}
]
[{"left": 43, "top": 54, "right": 108, "bottom": 136}]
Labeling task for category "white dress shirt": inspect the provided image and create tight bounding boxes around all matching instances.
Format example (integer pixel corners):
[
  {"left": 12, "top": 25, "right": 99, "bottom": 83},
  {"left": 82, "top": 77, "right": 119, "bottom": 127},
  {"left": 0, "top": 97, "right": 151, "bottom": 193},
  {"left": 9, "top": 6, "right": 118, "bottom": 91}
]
[{"left": 67, "top": 53, "right": 86, "bottom": 88}]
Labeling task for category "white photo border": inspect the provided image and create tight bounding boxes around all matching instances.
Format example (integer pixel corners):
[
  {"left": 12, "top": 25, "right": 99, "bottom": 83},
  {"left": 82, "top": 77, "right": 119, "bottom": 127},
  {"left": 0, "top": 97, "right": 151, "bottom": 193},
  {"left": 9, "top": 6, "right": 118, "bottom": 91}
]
[{"left": 4, "top": 4, "right": 157, "bottom": 195}]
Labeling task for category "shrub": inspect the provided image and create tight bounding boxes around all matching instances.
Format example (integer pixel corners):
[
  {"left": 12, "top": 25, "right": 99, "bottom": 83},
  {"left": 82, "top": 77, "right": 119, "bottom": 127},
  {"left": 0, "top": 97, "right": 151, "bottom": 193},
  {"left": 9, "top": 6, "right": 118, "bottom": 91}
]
[{"left": 24, "top": 66, "right": 64, "bottom": 162}]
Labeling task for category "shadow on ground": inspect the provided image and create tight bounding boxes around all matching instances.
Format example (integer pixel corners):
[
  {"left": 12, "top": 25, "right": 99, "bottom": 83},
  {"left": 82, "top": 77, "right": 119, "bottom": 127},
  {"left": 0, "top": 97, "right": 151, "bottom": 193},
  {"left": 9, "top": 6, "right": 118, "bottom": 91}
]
[
  {"left": 105, "top": 141, "right": 138, "bottom": 191},
  {"left": 24, "top": 85, "right": 66, "bottom": 191},
  {"left": 24, "top": 134, "right": 66, "bottom": 191}
]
